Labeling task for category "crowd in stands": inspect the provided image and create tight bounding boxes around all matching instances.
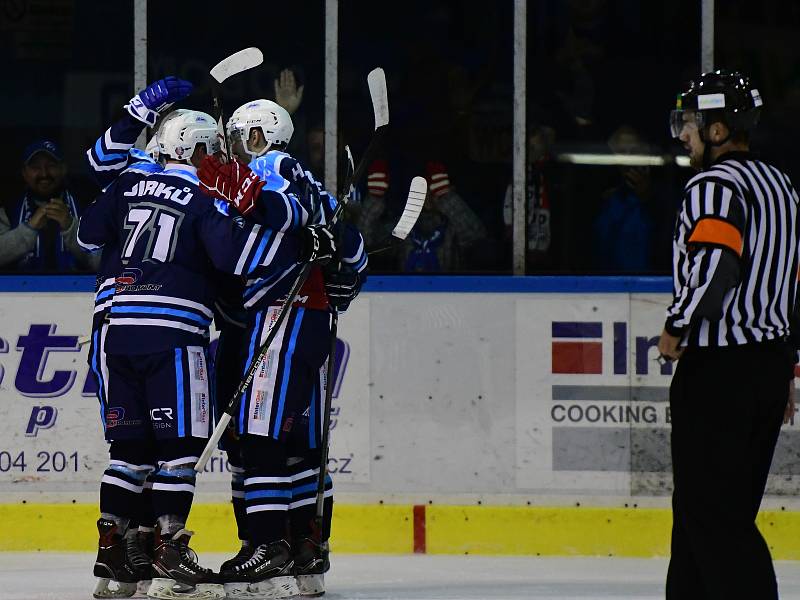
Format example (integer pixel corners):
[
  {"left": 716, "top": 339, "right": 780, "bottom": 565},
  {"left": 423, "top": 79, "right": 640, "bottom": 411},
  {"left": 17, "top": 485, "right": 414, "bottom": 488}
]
[{"left": 0, "top": 2, "right": 721, "bottom": 276}]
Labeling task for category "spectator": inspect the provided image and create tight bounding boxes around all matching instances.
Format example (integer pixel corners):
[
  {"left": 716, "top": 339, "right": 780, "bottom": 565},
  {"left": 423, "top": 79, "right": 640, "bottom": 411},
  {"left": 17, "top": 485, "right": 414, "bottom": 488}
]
[
  {"left": 590, "top": 125, "right": 661, "bottom": 272},
  {"left": 357, "top": 159, "right": 490, "bottom": 272},
  {"left": 502, "top": 124, "right": 559, "bottom": 270},
  {"left": 0, "top": 140, "right": 98, "bottom": 272}
]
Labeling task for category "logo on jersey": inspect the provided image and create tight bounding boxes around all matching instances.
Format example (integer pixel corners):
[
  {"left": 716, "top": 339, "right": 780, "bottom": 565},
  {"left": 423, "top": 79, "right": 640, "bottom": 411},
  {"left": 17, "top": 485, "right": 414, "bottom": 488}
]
[
  {"left": 115, "top": 268, "right": 142, "bottom": 286},
  {"left": 150, "top": 407, "right": 174, "bottom": 421},
  {"left": 106, "top": 407, "right": 141, "bottom": 428}
]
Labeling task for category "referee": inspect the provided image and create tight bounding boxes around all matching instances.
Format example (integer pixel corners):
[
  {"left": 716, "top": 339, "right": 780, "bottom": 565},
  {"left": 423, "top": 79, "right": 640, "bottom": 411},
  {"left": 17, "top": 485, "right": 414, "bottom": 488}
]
[{"left": 658, "top": 69, "right": 799, "bottom": 599}]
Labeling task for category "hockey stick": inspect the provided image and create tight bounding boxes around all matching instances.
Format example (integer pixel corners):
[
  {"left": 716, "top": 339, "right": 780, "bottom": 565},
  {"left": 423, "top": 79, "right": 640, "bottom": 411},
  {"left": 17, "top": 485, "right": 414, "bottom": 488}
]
[
  {"left": 196, "top": 68, "right": 389, "bottom": 473},
  {"left": 365, "top": 176, "right": 427, "bottom": 255},
  {"left": 313, "top": 143, "right": 356, "bottom": 530},
  {"left": 314, "top": 177, "right": 424, "bottom": 531},
  {"left": 209, "top": 47, "right": 264, "bottom": 162}
]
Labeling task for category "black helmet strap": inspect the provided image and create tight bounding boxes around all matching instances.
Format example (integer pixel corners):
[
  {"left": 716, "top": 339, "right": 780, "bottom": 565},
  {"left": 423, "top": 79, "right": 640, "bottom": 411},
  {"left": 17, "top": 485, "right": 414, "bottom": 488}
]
[{"left": 698, "top": 113, "right": 733, "bottom": 169}]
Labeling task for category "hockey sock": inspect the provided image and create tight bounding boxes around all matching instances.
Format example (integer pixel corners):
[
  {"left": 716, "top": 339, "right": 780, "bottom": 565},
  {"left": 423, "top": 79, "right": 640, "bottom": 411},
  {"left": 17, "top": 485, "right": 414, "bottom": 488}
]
[
  {"left": 287, "top": 452, "right": 333, "bottom": 542},
  {"left": 151, "top": 438, "right": 205, "bottom": 533},
  {"left": 138, "top": 474, "right": 156, "bottom": 531},
  {"left": 100, "top": 440, "right": 156, "bottom": 532},
  {"left": 241, "top": 435, "right": 291, "bottom": 546},
  {"left": 228, "top": 459, "right": 249, "bottom": 541}
]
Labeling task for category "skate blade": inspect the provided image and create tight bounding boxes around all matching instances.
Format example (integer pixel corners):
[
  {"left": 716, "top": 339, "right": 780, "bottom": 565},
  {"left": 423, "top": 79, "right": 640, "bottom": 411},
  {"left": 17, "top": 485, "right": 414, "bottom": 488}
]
[
  {"left": 296, "top": 574, "right": 325, "bottom": 596},
  {"left": 94, "top": 577, "right": 138, "bottom": 599},
  {"left": 224, "top": 576, "right": 300, "bottom": 599},
  {"left": 146, "top": 577, "right": 225, "bottom": 599},
  {"left": 133, "top": 579, "right": 152, "bottom": 598}
]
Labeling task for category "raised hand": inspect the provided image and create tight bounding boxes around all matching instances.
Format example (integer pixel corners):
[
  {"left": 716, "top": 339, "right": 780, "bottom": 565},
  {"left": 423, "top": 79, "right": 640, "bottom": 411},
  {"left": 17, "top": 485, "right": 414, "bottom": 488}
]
[
  {"left": 274, "top": 69, "right": 304, "bottom": 115},
  {"left": 127, "top": 76, "right": 193, "bottom": 126}
]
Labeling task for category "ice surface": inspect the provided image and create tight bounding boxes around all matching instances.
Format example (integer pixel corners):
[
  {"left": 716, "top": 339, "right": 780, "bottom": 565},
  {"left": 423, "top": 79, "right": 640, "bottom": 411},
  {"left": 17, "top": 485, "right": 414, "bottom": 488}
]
[{"left": 1, "top": 553, "right": 799, "bottom": 599}]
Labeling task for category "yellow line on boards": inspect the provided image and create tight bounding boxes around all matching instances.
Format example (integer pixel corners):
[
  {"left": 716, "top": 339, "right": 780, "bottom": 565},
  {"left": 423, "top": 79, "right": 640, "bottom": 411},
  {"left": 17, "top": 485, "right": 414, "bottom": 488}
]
[{"left": 1, "top": 504, "right": 798, "bottom": 559}]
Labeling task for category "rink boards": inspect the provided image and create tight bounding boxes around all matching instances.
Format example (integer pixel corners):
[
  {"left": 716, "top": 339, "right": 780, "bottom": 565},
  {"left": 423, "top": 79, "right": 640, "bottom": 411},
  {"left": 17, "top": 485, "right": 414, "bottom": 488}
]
[{"left": 1, "top": 275, "right": 800, "bottom": 556}]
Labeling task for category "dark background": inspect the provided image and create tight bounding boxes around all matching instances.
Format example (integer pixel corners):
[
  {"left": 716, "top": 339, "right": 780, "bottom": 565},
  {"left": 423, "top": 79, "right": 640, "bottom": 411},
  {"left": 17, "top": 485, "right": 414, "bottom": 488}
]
[{"left": 2, "top": 0, "right": 795, "bottom": 274}]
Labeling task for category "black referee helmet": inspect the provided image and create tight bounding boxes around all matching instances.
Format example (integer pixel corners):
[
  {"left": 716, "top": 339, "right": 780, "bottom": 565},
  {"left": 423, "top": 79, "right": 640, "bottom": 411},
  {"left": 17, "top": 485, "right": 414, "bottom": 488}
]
[{"left": 670, "top": 69, "right": 763, "bottom": 142}]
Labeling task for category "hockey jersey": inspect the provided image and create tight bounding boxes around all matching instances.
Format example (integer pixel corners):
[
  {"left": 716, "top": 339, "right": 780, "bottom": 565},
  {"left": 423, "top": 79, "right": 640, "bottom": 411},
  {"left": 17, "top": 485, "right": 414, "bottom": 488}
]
[
  {"left": 86, "top": 116, "right": 163, "bottom": 336},
  {"left": 77, "top": 163, "right": 304, "bottom": 354},
  {"left": 242, "top": 150, "right": 367, "bottom": 311}
]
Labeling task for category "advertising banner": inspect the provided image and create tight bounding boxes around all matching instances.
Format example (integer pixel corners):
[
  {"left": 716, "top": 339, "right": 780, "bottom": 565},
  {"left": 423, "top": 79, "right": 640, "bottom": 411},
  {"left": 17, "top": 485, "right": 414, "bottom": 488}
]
[
  {"left": 0, "top": 293, "right": 371, "bottom": 499},
  {"left": 0, "top": 287, "right": 798, "bottom": 503}
]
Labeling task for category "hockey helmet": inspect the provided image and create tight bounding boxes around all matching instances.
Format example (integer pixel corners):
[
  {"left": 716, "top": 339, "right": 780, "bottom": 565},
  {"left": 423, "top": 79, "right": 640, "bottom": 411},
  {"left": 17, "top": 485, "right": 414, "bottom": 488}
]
[
  {"left": 227, "top": 99, "right": 294, "bottom": 158},
  {"left": 670, "top": 69, "right": 763, "bottom": 140},
  {"left": 157, "top": 110, "right": 220, "bottom": 162},
  {"left": 144, "top": 135, "right": 160, "bottom": 161}
]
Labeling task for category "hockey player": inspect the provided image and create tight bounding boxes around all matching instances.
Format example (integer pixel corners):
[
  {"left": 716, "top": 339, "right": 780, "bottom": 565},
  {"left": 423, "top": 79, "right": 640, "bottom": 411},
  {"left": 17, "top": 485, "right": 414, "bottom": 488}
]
[
  {"left": 197, "top": 99, "right": 366, "bottom": 599},
  {"left": 79, "top": 96, "right": 336, "bottom": 599},
  {"left": 85, "top": 77, "right": 191, "bottom": 598}
]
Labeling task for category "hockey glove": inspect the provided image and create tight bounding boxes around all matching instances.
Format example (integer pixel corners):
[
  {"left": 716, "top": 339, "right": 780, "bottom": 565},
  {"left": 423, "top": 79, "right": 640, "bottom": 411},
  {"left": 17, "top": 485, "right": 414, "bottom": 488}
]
[
  {"left": 126, "top": 76, "right": 194, "bottom": 126},
  {"left": 299, "top": 225, "right": 336, "bottom": 265},
  {"left": 198, "top": 155, "right": 265, "bottom": 215},
  {"left": 324, "top": 263, "right": 363, "bottom": 311}
]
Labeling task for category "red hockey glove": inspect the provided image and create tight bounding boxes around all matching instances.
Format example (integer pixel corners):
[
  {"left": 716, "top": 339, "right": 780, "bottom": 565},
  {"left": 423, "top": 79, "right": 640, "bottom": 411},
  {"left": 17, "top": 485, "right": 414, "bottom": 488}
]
[
  {"left": 426, "top": 160, "right": 451, "bottom": 198},
  {"left": 367, "top": 159, "right": 389, "bottom": 198},
  {"left": 198, "top": 155, "right": 265, "bottom": 215}
]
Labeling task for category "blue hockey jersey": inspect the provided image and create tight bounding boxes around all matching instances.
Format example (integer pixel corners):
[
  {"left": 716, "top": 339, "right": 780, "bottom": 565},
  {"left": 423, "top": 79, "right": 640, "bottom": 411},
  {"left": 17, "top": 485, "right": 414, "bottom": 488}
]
[
  {"left": 242, "top": 150, "right": 367, "bottom": 311},
  {"left": 78, "top": 163, "right": 304, "bottom": 354},
  {"left": 86, "top": 116, "right": 163, "bottom": 331}
]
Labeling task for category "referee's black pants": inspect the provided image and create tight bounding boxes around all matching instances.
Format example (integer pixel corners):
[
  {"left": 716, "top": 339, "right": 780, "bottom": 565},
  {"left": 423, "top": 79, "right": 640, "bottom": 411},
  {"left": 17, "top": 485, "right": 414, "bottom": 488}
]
[{"left": 666, "top": 341, "right": 790, "bottom": 600}]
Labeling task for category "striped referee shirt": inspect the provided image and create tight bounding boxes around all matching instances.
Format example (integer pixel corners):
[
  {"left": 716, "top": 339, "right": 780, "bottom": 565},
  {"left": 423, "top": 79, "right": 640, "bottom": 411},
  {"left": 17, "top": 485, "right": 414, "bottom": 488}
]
[{"left": 665, "top": 151, "right": 800, "bottom": 347}]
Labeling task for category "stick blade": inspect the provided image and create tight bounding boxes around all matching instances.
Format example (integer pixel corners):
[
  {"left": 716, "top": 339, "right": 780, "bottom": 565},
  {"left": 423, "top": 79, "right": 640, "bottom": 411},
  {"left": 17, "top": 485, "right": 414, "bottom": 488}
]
[
  {"left": 343, "top": 145, "right": 355, "bottom": 198},
  {"left": 392, "top": 176, "right": 426, "bottom": 240},
  {"left": 367, "top": 68, "right": 389, "bottom": 129},
  {"left": 210, "top": 47, "right": 264, "bottom": 83}
]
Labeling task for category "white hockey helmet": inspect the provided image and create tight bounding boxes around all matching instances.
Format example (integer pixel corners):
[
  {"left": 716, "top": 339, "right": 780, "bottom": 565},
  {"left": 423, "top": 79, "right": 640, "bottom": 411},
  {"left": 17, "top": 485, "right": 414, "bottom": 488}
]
[
  {"left": 144, "top": 135, "right": 160, "bottom": 161},
  {"left": 157, "top": 110, "right": 220, "bottom": 162},
  {"left": 227, "top": 99, "right": 294, "bottom": 158}
]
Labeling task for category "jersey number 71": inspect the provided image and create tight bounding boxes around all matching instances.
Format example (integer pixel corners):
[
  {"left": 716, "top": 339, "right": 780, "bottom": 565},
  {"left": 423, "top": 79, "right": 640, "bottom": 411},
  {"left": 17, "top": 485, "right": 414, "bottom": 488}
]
[{"left": 121, "top": 202, "right": 184, "bottom": 264}]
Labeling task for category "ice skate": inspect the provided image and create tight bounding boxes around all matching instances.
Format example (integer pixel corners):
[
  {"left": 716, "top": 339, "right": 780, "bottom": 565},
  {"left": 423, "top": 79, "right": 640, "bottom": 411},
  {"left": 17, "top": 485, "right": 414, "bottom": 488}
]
[
  {"left": 127, "top": 529, "right": 155, "bottom": 598},
  {"left": 146, "top": 529, "right": 224, "bottom": 599},
  {"left": 292, "top": 537, "right": 329, "bottom": 597},
  {"left": 93, "top": 518, "right": 139, "bottom": 599},
  {"left": 218, "top": 540, "right": 254, "bottom": 582},
  {"left": 223, "top": 539, "right": 299, "bottom": 599}
]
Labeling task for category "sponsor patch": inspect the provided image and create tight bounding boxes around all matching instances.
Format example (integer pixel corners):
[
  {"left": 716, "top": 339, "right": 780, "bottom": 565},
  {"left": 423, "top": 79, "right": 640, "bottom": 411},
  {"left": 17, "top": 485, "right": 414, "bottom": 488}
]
[{"left": 696, "top": 93, "right": 726, "bottom": 110}]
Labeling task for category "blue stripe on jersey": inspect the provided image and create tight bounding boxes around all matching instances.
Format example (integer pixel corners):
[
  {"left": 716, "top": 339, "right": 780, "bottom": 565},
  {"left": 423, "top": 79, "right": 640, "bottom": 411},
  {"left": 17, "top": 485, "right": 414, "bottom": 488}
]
[
  {"left": 309, "top": 376, "right": 317, "bottom": 449},
  {"left": 96, "top": 288, "right": 115, "bottom": 302},
  {"left": 111, "top": 305, "right": 212, "bottom": 325},
  {"left": 351, "top": 252, "right": 368, "bottom": 272},
  {"left": 325, "top": 193, "right": 337, "bottom": 213},
  {"left": 247, "top": 235, "right": 270, "bottom": 274},
  {"left": 91, "top": 330, "right": 106, "bottom": 430},
  {"left": 240, "top": 311, "right": 264, "bottom": 434},
  {"left": 244, "top": 267, "right": 291, "bottom": 301},
  {"left": 128, "top": 148, "right": 151, "bottom": 161},
  {"left": 94, "top": 139, "right": 127, "bottom": 163},
  {"left": 175, "top": 349, "right": 185, "bottom": 437},
  {"left": 245, "top": 489, "right": 292, "bottom": 500},
  {"left": 289, "top": 198, "right": 297, "bottom": 229},
  {"left": 125, "top": 161, "right": 162, "bottom": 174},
  {"left": 273, "top": 308, "right": 305, "bottom": 438}
]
